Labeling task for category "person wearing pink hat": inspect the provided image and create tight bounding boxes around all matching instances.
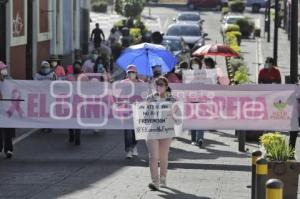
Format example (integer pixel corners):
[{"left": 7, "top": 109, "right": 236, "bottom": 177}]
[
  {"left": 121, "top": 65, "right": 143, "bottom": 159},
  {"left": 0, "top": 61, "right": 14, "bottom": 158}
]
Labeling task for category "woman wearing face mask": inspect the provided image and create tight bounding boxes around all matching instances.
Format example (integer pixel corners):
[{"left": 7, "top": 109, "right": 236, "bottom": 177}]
[
  {"left": 34, "top": 61, "right": 57, "bottom": 81},
  {"left": 48, "top": 55, "right": 66, "bottom": 80},
  {"left": 146, "top": 77, "right": 176, "bottom": 191},
  {"left": 258, "top": 57, "right": 281, "bottom": 84},
  {"left": 121, "top": 65, "right": 143, "bottom": 159},
  {"left": 82, "top": 50, "right": 99, "bottom": 73},
  {"left": 0, "top": 61, "right": 14, "bottom": 158}
]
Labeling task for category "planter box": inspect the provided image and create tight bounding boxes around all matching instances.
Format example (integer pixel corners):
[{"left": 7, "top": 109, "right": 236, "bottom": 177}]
[{"left": 268, "top": 161, "right": 300, "bottom": 199}]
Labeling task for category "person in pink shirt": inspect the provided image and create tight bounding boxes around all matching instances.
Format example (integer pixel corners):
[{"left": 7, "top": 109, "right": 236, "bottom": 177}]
[
  {"left": 48, "top": 55, "right": 66, "bottom": 80},
  {"left": 121, "top": 65, "right": 143, "bottom": 159}
]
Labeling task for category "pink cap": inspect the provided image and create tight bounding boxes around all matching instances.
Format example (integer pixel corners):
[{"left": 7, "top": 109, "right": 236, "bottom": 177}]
[
  {"left": 127, "top": 65, "right": 137, "bottom": 73},
  {"left": 0, "top": 61, "right": 7, "bottom": 70}
]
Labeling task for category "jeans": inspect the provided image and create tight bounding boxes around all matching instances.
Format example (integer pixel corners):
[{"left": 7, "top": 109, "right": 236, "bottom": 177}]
[
  {"left": 146, "top": 138, "right": 172, "bottom": 184},
  {"left": 191, "top": 130, "right": 204, "bottom": 143},
  {"left": 124, "top": 130, "right": 137, "bottom": 152},
  {"left": 0, "top": 128, "right": 14, "bottom": 153},
  {"left": 69, "top": 129, "right": 81, "bottom": 145}
]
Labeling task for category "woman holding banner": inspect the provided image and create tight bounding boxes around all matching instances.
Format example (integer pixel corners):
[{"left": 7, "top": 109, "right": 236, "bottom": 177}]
[
  {"left": 146, "top": 77, "right": 176, "bottom": 191},
  {"left": 0, "top": 61, "right": 14, "bottom": 158}
]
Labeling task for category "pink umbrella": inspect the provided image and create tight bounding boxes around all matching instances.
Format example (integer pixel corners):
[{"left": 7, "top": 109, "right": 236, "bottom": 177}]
[{"left": 193, "top": 44, "right": 239, "bottom": 57}]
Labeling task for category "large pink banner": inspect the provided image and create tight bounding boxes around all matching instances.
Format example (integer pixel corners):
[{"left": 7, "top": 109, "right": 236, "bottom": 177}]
[{"left": 0, "top": 80, "right": 298, "bottom": 131}]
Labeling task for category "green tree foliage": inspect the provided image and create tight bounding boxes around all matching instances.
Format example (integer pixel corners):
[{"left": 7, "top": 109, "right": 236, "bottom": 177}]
[
  {"left": 114, "top": 0, "right": 123, "bottom": 15},
  {"left": 114, "top": 0, "right": 146, "bottom": 18}
]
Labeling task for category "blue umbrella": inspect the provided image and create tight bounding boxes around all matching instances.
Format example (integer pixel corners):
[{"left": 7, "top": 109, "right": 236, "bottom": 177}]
[{"left": 116, "top": 43, "right": 177, "bottom": 77}]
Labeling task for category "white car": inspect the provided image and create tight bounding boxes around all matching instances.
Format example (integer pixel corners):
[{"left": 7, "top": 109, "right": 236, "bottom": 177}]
[
  {"left": 220, "top": 15, "right": 246, "bottom": 35},
  {"left": 173, "top": 12, "right": 205, "bottom": 25}
]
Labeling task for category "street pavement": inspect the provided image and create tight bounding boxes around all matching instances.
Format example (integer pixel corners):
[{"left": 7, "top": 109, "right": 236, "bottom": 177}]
[
  {"left": 1, "top": 129, "right": 257, "bottom": 199},
  {"left": 2, "top": 5, "right": 300, "bottom": 199}
]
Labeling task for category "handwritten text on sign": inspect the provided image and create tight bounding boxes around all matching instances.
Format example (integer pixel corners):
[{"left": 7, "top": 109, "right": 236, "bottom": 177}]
[
  {"left": 183, "top": 69, "right": 217, "bottom": 84},
  {"left": 133, "top": 102, "right": 177, "bottom": 140}
]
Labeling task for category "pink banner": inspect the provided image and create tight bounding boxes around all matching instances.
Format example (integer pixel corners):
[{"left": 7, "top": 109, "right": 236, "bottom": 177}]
[{"left": 0, "top": 80, "right": 298, "bottom": 131}]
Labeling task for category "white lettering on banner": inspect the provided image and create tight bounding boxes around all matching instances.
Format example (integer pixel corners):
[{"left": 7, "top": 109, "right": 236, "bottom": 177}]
[
  {"left": 183, "top": 69, "right": 217, "bottom": 84},
  {"left": 133, "top": 102, "right": 182, "bottom": 140},
  {"left": 0, "top": 80, "right": 298, "bottom": 131}
]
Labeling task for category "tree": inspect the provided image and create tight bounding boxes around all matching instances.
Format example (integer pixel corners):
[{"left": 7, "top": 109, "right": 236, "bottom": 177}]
[
  {"left": 114, "top": 0, "right": 123, "bottom": 15},
  {"left": 114, "top": 0, "right": 146, "bottom": 18}
]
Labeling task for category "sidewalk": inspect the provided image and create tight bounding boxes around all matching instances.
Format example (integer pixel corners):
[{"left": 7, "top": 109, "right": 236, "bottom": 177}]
[{"left": 259, "top": 16, "right": 300, "bottom": 83}]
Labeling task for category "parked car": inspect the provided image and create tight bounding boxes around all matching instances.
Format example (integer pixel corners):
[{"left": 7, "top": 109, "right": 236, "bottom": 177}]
[
  {"left": 162, "top": 36, "right": 191, "bottom": 65},
  {"left": 187, "top": 0, "right": 223, "bottom": 10},
  {"left": 173, "top": 12, "right": 205, "bottom": 25},
  {"left": 220, "top": 14, "right": 246, "bottom": 35},
  {"left": 165, "top": 23, "right": 208, "bottom": 50},
  {"left": 246, "top": 0, "right": 266, "bottom": 13}
]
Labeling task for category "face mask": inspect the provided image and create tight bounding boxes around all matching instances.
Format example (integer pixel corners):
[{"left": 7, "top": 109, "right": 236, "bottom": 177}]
[
  {"left": 41, "top": 68, "right": 51, "bottom": 74},
  {"left": 97, "top": 64, "right": 105, "bottom": 73},
  {"left": 92, "top": 54, "right": 98, "bottom": 61},
  {"left": 1, "top": 69, "right": 8, "bottom": 76},
  {"left": 51, "top": 61, "right": 58, "bottom": 67},
  {"left": 128, "top": 73, "right": 137, "bottom": 80},
  {"left": 264, "top": 63, "right": 271, "bottom": 69}
]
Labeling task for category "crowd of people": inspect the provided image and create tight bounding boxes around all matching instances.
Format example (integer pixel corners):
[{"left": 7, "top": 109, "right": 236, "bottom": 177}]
[{"left": 0, "top": 22, "right": 298, "bottom": 191}]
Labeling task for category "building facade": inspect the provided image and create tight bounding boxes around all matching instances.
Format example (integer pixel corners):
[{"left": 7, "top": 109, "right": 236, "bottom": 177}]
[{"left": 0, "top": 0, "right": 90, "bottom": 80}]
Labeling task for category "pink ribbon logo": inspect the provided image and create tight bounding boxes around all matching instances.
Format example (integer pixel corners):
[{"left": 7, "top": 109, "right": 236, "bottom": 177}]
[{"left": 6, "top": 88, "right": 24, "bottom": 118}]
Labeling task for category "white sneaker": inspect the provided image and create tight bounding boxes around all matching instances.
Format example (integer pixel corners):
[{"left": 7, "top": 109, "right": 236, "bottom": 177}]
[
  {"left": 126, "top": 151, "right": 133, "bottom": 159},
  {"left": 148, "top": 182, "right": 159, "bottom": 191},
  {"left": 191, "top": 142, "right": 197, "bottom": 146},
  {"left": 160, "top": 176, "right": 167, "bottom": 187},
  {"left": 132, "top": 147, "right": 138, "bottom": 156}
]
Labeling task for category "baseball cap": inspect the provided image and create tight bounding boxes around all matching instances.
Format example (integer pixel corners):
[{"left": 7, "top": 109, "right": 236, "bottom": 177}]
[
  {"left": 41, "top": 61, "right": 50, "bottom": 68},
  {"left": 127, "top": 65, "right": 137, "bottom": 73}
]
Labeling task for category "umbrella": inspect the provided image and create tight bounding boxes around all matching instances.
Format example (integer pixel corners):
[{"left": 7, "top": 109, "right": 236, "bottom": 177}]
[
  {"left": 116, "top": 43, "right": 177, "bottom": 77},
  {"left": 193, "top": 44, "right": 239, "bottom": 57}
]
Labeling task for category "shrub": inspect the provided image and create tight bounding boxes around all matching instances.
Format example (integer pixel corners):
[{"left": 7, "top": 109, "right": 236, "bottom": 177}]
[
  {"left": 234, "top": 66, "right": 250, "bottom": 84},
  {"left": 134, "top": 18, "right": 147, "bottom": 33},
  {"left": 260, "top": 132, "right": 295, "bottom": 161},
  {"left": 130, "top": 28, "right": 142, "bottom": 43},
  {"left": 226, "top": 30, "right": 242, "bottom": 45},
  {"left": 229, "top": 0, "right": 245, "bottom": 12},
  {"left": 230, "top": 57, "right": 245, "bottom": 72},
  {"left": 92, "top": 2, "right": 108, "bottom": 13},
  {"left": 221, "top": 6, "right": 229, "bottom": 16},
  {"left": 236, "top": 18, "right": 255, "bottom": 38},
  {"left": 225, "top": 24, "right": 240, "bottom": 33},
  {"left": 114, "top": 20, "right": 126, "bottom": 30}
]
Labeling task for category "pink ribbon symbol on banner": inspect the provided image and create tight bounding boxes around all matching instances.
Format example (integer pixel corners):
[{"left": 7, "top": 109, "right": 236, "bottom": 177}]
[{"left": 6, "top": 88, "right": 24, "bottom": 118}]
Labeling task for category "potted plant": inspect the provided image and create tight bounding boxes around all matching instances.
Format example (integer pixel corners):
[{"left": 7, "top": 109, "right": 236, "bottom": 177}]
[{"left": 259, "top": 132, "right": 300, "bottom": 199}]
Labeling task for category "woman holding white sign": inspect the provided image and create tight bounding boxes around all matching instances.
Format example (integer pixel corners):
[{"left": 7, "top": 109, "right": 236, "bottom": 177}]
[{"left": 146, "top": 77, "right": 176, "bottom": 191}]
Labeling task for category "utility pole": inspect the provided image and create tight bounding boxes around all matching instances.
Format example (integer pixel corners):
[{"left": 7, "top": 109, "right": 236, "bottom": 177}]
[
  {"left": 267, "top": 0, "right": 271, "bottom": 42},
  {"left": 289, "top": 0, "right": 299, "bottom": 151},
  {"left": 273, "top": 0, "right": 279, "bottom": 65}
]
